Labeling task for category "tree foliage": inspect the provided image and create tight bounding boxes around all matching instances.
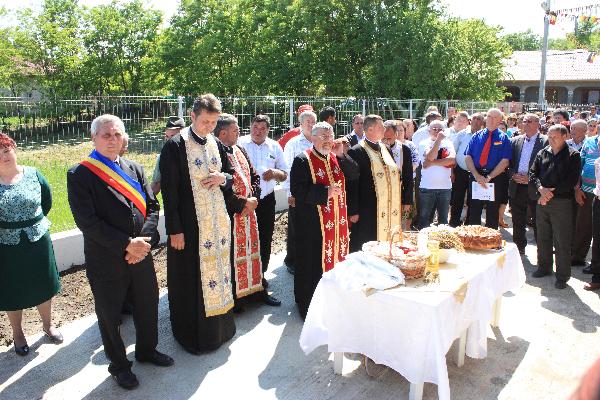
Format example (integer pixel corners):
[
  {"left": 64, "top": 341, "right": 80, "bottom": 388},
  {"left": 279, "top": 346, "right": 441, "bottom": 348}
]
[
  {"left": 4, "top": 0, "right": 513, "bottom": 100},
  {"left": 502, "top": 30, "right": 541, "bottom": 51}
]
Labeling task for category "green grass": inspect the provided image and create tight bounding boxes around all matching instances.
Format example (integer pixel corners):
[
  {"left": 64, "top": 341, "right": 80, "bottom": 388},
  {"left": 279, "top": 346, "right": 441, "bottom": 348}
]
[{"left": 18, "top": 143, "right": 161, "bottom": 233}]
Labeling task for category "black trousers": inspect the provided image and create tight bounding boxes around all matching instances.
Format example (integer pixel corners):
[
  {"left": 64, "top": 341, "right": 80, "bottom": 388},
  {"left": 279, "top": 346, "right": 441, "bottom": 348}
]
[
  {"left": 536, "top": 198, "right": 573, "bottom": 283},
  {"left": 591, "top": 197, "right": 600, "bottom": 283},
  {"left": 88, "top": 259, "right": 159, "bottom": 374},
  {"left": 572, "top": 192, "right": 594, "bottom": 262},
  {"left": 411, "top": 165, "right": 422, "bottom": 229},
  {"left": 284, "top": 205, "right": 296, "bottom": 268},
  {"left": 256, "top": 192, "right": 276, "bottom": 274},
  {"left": 468, "top": 171, "right": 508, "bottom": 230},
  {"left": 449, "top": 167, "right": 470, "bottom": 227},
  {"left": 510, "top": 184, "right": 538, "bottom": 250}
]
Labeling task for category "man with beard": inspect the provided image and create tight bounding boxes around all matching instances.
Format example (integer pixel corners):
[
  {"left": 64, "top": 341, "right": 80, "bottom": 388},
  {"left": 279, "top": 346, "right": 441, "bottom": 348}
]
[
  {"left": 215, "top": 113, "right": 280, "bottom": 308},
  {"left": 290, "top": 122, "right": 350, "bottom": 319}
]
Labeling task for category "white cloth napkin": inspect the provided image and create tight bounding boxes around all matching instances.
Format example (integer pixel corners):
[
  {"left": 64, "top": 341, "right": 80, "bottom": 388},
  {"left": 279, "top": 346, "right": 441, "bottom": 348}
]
[{"left": 323, "top": 251, "right": 405, "bottom": 293}]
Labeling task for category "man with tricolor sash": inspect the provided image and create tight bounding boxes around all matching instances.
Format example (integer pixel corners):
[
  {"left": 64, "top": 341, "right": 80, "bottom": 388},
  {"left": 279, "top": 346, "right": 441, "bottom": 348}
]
[
  {"left": 215, "top": 113, "right": 281, "bottom": 310},
  {"left": 159, "top": 94, "right": 237, "bottom": 354},
  {"left": 67, "top": 114, "right": 172, "bottom": 390},
  {"left": 290, "top": 122, "right": 352, "bottom": 319},
  {"left": 344, "top": 114, "right": 414, "bottom": 253}
]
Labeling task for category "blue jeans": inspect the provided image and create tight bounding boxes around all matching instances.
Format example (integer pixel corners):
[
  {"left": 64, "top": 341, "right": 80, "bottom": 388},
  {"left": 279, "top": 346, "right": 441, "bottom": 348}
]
[{"left": 418, "top": 188, "right": 451, "bottom": 229}]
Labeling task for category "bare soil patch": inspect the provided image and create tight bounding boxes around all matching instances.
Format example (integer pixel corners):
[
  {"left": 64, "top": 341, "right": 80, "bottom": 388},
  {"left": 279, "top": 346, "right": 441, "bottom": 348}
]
[{"left": 0, "top": 212, "right": 288, "bottom": 347}]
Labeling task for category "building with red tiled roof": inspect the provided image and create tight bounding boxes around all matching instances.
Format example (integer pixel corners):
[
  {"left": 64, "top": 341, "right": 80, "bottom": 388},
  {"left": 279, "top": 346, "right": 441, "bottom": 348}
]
[{"left": 498, "top": 49, "right": 600, "bottom": 104}]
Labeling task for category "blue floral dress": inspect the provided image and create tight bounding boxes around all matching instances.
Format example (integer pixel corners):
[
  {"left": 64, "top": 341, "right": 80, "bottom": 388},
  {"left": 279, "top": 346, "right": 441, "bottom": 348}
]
[{"left": 0, "top": 166, "right": 60, "bottom": 311}]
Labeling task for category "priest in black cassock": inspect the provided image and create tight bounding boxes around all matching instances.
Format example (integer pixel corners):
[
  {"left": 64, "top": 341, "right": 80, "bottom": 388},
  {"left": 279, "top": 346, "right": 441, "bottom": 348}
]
[
  {"left": 344, "top": 114, "right": 414, "bottom": 252},
  {"left": 290, "top": 122, "right": 354, "bottom": 319},
  {"left": 159, "top": 94, "right": 236, "bottom": 354}
]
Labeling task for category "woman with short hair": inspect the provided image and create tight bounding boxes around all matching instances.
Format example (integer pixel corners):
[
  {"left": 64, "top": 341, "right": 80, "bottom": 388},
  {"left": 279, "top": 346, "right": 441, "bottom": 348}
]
[{"left": 0, "top": 132, "right": 62, "bottom": 356}]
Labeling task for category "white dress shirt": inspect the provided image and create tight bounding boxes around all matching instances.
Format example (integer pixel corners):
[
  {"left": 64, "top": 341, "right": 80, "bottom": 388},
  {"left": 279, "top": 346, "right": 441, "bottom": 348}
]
[
  {"left": 237, "top": 135, "right": 288, "bottom": 199},
  {"left": 282, "top": 131, "right": 313, "bottom": 196},
  {"left": 517, "top": 133, "right": 539, "bottom": 175}
]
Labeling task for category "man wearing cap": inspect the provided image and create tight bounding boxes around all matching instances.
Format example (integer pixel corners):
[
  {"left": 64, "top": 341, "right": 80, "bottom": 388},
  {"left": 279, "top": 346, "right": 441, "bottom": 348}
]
[
  {"left": 278, "top": 104, "right": 314, "bottom": 150},
  {"left": 151, "top": 116, "right": 185, "bottom": 195},
  {"left": 464, "top": 108, "right": 512, "bottom": 229}
]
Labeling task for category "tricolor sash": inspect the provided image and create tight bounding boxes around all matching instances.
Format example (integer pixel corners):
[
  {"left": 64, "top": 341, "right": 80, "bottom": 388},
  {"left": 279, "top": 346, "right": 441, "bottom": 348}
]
[
  {"left": 305, "top": 148, "right": 349, "bottom": 272},
  {"left": 360, "top": 141, "right": 401, "bottom": 241},
  {"left": 228, "top": 145, "right": 263, "bottom": 298},
  {"left": 182, "top": 128, "right": 234, "bottom": 317},
  {"left": 80, "top": 150, "right": 147, "bottom": 217}
]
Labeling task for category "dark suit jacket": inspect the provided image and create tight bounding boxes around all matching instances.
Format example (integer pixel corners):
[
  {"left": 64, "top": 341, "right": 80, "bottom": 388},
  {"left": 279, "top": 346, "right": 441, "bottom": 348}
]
[
  {"left": 67, "top": 157, "right": 160, "bottom": 281},
  {"left": 344, "top": 132, "right": 360, "bottom": 147},
  {"left": 508, "top": 133, "right": 548, "bottom": 200}
]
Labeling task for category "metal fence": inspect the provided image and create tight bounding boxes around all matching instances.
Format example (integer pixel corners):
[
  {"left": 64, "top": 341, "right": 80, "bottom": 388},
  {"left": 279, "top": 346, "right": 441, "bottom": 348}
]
[{"left": 0, "top": 95, "right": 501, "bottom": 152}]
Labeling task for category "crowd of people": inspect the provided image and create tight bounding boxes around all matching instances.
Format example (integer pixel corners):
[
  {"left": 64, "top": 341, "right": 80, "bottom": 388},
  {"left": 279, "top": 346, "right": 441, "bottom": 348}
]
[{"left": 1, "top": 93, "right": 600, "bottom": 391}]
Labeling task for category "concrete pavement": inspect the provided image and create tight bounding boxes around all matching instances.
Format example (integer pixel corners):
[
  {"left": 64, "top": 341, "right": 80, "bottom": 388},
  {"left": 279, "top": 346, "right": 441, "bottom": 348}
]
[{"left": 1, "top": 240, "right": 600, "bottom": 399}]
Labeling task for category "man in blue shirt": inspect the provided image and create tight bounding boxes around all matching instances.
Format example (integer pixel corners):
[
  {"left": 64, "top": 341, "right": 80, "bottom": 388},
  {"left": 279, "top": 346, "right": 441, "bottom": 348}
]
[{"left": 464, "top": 108, "right": 512, "bottom": 229}]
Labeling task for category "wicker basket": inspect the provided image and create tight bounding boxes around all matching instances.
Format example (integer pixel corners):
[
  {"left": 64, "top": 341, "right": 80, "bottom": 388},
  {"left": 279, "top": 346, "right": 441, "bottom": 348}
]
[{"left": 361, "top": 240, "right": 428, "bottom": 280}]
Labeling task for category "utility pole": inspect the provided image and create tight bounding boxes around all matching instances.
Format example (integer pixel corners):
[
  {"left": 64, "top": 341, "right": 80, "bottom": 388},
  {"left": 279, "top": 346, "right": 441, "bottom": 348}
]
[{"left": 539, "top": 0, "right": 551, "bottom": 109}]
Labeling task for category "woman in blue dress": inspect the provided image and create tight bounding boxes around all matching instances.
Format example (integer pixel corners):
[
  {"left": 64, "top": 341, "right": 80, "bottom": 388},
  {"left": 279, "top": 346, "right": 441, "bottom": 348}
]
[{"left": 0, "top": 133, "right": 62, "bottom": 356}]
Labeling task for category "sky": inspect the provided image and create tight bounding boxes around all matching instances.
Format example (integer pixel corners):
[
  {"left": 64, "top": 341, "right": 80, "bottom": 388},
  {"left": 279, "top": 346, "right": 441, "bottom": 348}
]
[{"left": 0, "top": 0, "right": 596, "bottom": 39}]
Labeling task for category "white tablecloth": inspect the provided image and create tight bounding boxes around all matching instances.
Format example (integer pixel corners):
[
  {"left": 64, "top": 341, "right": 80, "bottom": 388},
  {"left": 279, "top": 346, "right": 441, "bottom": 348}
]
[{"left": 299, "top": 243, "right": 525, "bottom": 400}]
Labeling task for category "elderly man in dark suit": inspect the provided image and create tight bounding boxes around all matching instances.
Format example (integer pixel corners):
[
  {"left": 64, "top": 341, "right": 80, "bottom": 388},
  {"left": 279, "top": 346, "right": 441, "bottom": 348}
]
[
  {"left": 67, "top": 114, "right": 173, "bottom": 390},
  {"left": 508, "top": 113, "right": 548, "bottom": 255}
]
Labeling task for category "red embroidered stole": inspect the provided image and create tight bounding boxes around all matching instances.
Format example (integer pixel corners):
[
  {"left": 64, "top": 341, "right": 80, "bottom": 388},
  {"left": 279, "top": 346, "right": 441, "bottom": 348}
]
[
  {"left": 228, "top": 145, "right": 263, "bottom": 298},
  {"left": 305, "top": 149, "right": 349, "bottom": 272}
]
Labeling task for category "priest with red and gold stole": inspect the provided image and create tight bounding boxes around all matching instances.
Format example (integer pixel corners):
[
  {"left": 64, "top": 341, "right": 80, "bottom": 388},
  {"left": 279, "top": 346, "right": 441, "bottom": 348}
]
[
  {"left": 290, "top": 122, "right": 351, "bottom": 319},
  {"left": 215, "top": 114, "right": 280, "bottom": 309}
]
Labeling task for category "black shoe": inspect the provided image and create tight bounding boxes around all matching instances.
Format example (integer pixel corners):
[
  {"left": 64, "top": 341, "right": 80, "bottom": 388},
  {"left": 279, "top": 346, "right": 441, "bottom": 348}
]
[
  {"left": 14, "top": 343, "right": 29, "bottom": 356},
  {"left": 583, "top": 264, "right": 593, "bottom": 274},
  {"left": 112, "top": 370, "right": 139, "bottom": 390},
  {"left": 262, "top": 292, "right": 281, "bottom": 307},
  {"left": 571, "top": 259, "right": 587, "bottom": 267},
  {"left": 286, "top": 264, "right": 295, "bottom": 275},
  {"left": 44, "top": 329, "right": 64, "bottom": 344},
  {"left": 532, "top": 268, "right": 551, "bottom": 278},
  {"left": 135, "top": 351, "right": 174, "bottom": 367},
  {"left": 554, "top": 280, "right": 567, "bottom": 289}
]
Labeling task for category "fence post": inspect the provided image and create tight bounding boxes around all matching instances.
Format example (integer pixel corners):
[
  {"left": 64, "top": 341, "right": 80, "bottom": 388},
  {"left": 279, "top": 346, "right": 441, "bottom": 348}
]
[
  {"left": 362, "top": 99, "right": 366, "bottom": 116},
  {"left": 409, "top": 99, "right": 413, "bottom": 119},
  {"left": 178, "top": 96, "right": 184, "bottom": 118},
  {"left": 289, "top": 97, "right": 294, "bottom": 130},
  {"left": 470, "top": 101, "right": 474, "bottom": 115},
  {"left": 445, "top": 100, "right": 449, "bottom": 117}
]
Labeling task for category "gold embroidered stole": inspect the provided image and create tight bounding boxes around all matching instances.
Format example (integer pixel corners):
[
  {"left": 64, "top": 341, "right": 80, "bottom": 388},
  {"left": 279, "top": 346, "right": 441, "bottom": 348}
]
[
  {"left": 305, "top": 149, "right": 349, "bottom": 272},
  {"left": 360, "top": 140, "right": 402, "bottom": 241},
  {"left": 182, "top": 129, "right": 233, "bottom": 317},
  {"left": 228, "top": 145, "right": 263, "bottom": 298}
]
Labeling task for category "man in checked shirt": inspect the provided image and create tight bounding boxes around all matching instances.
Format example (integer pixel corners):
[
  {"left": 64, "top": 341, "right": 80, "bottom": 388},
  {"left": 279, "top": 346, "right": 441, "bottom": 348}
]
[{"left": 238, "top": 115, "right": 287, "bottom": 304}]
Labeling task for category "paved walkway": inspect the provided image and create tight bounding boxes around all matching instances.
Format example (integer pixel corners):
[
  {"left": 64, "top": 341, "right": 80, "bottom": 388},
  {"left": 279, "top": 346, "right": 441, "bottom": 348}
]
[{"left": 1, "top": 232, "right": 600, "bottom": 399}]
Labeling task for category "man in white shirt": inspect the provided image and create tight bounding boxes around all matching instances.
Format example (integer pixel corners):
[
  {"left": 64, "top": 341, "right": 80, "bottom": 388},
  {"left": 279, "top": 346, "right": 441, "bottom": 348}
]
[
  {"left": 417, "top": 120, "right": 456, "bottom": 229},
  {"left": 282, "top": 110, "right": 316, "bottom": 274},
  {"left": 238, "top": 115, "right": 288, "bottom": 289},
  {"left": 411, "top": 111, "right": 442, "bottom": 229}
]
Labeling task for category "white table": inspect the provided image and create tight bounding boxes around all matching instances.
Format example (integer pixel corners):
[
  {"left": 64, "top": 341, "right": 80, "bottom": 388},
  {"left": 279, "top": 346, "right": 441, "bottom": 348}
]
[{"left": 299, "top": 243, "right": 525, "bottom": 400}]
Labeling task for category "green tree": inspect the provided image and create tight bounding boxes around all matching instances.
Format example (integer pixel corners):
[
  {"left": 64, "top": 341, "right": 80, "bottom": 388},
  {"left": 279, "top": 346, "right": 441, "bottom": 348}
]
[
  {"left": 81, "top": 0, "right": 163, "bottom": 94},
  {"left": 16, "top": 0, "right": 83, "bottom": 96},
  {"left": 502, "top": 29, "right": 541, "bottom": 51}
]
